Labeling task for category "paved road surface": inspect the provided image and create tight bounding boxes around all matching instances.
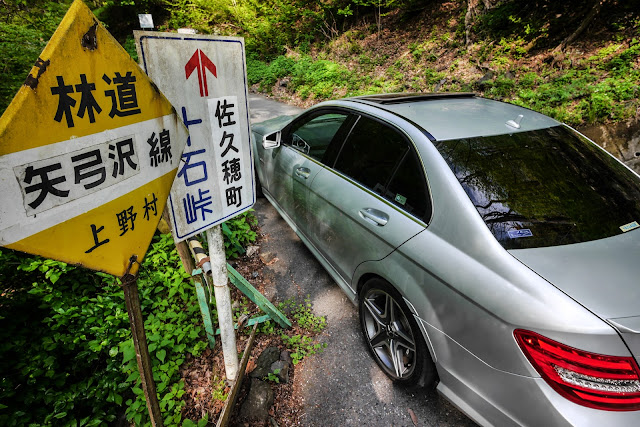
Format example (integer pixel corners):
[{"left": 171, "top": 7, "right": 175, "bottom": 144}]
[{"left": 248, "top": 93, "right": 477, "bottom": 427}]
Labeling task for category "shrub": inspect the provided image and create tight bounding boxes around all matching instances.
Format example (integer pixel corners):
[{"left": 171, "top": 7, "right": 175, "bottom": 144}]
[{"left": 0, "top": 234, "right": 206, "bottom": 426}]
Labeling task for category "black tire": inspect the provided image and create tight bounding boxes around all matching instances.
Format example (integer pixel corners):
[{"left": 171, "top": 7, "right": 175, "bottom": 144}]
[{"left": 359, "top": 277, "right": 437, "bottom": 389}]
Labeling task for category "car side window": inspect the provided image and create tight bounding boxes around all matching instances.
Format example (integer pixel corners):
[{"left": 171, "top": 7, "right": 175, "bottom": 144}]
[
  {"left": 384, "top": 150, "right": 431, "bottom": 219},
  {"left": 334, "top": 116, "right": 408, "bottom": 194},
  {"left": 285, "top": 112, "right": 350, "bottom": 162},
  {"left": 334, "top": 115, "right": 431, "bottom": 221}
]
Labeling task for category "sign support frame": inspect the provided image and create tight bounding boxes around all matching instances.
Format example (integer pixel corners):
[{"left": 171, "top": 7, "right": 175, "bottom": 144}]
[
  {"left": 121, "top": 256, "right": 163, "bottom": 427},
  {"left": 205, "top": 225, "right": 239, "bottom": 381}
]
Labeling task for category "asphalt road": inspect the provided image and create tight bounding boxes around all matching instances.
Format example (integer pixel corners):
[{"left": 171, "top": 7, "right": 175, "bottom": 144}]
[{"left": 248, "top": 94, "right": 477, "bottom": 427}]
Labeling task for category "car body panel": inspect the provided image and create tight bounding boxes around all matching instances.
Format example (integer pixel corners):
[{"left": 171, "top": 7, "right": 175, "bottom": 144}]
[
  {"left": 353, "top": 230, "right": 629, "bottom": 377},
  {"left": 609, "top": 316, "right": 640, "bottom": 362},
  {"left": 431, "top": 321, "right": 640, "bottom": 427},
  {"left": 354, "top": 96, "right": 560, "bottom": 140},
  {"left": 509, "top": 230, "right": 640, "bottom": 320},
  {"left": 261, "top": 186, "right": 358, "bottom": 301},
  {"left": 250, "top": 94, "right": 640, "bottom": 426},
  {"left": 307, "top": 166, "right": 426, "bottom": 288}
]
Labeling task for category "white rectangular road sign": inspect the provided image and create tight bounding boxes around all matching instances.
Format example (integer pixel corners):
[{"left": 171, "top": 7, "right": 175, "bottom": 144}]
[{"left": 134, "top": 32, "right": 255, "bottom": 242}]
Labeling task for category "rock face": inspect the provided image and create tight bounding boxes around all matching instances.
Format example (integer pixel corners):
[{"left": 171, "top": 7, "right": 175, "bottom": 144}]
[
  {"left": 578, "top": 118, "right": 640, "bottom": 174},
  {"left": 239, "top": 378, "right": 274, "bottom": 422},
  {"left": 240, "top": 348, "right": 294, "bottom": 422},
  {"left": 249, "top": 346, "right": 281, "bottom": 379},
  {"left": 270, "top": 360, "right": 290, "bottom": 384}
]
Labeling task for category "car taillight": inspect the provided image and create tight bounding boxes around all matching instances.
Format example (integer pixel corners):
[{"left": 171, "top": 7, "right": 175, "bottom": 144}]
[{"left": 514, "top": 329, "right": 640, "bottom": 411}]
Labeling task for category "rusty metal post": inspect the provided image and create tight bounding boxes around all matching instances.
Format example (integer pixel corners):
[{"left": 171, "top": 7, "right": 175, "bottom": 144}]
[{"left": 121, "top": 256, "right": 163, "bottom": 427}]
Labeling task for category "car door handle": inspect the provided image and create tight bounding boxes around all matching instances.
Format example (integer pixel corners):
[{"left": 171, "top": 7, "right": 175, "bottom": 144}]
[
  {"left": 358, "top": 208, "right": 389, "bottom": 226},
  {"left": 295, "top": 167, "right": 310, "bottom": 179}
]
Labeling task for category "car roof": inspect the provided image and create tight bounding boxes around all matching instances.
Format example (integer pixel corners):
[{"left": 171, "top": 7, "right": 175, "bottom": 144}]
[{"left": 346, "top": 93, "right": 560, "bottom": 141}]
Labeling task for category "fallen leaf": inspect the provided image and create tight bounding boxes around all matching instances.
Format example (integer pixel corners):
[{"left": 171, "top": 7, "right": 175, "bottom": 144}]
[{"left": 408, "top": 408, "right": 418, "bottom": 426}]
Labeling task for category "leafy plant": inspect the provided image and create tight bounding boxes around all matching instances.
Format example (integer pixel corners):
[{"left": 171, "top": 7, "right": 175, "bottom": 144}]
[
  {"left": 263, "top": 369, "right": 281, "bottom": 383},
  {"left": 221, "top": 210, "right": 258, "bottom": 259},
  {"left": 182, "top": 414, "right": 209, "bottom": 427},
  {"left": 282, "top": 297, "right": 327, "bottom": 333},
  {"left": 211, "top": 376, "right": 228, "bottom": 401},
  {"left": 280, "top": 334, "right": 327, "bottom": 365},
  {"left": 0, "top": 233, "right": 207, "bottom": 426},
  {"left": 0, "top": 23, "right": 48, "bottom": 113}
]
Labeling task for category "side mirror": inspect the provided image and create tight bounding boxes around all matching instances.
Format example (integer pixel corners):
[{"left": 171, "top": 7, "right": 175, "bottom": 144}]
[{"left": 262, "top": 131, "right": 281, "bottom": 149}]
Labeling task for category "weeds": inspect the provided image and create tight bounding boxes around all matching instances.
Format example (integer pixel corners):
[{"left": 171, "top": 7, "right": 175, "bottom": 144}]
[
  {"left": 211, "top": 377, "right": 228, "bottom": 401},
  {"left": 280, "top": 334, "right": 327, "bottom": 365},
  {"left": 263, "top": 369, "right": 281, "bottom": 383},
  {"left": 0, "top": 233, "right": 205, "bottom": 426}
]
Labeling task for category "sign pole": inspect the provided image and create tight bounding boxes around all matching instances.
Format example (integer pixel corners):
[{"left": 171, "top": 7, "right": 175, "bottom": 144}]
[
  {"left": 206, "top": 225, "right": 239, "bottom": 381},
  {"left": 121, "top": 256, "right": 163, "bottom": 427}
]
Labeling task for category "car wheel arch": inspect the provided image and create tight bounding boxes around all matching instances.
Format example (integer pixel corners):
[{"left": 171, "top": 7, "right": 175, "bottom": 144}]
[{"left": 358, "top": 275, "right": 439, "bottom": 388}]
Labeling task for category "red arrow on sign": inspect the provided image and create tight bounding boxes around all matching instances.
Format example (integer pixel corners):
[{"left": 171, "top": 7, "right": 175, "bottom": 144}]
[{"left": 185, "top": 49, "right": 217, "bottom": 97}]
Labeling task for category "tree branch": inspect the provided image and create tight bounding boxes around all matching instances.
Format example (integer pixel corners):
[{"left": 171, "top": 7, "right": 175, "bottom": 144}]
[{"left": 555, "top": 0, "right": 606, "bottom": 52}]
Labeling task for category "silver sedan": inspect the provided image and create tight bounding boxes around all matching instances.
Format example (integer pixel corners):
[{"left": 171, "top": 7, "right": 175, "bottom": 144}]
[{"left": 250, "top": 93, "right": 640, "bottom": 426}]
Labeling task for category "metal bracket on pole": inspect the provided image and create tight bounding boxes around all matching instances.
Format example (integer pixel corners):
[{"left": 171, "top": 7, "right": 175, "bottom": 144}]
[
  {"left": 187, "top": 238, "right": 216, "bottom": 349},
  {"left": 227, "top": 263, "right": 292, "bottom": 329},
  {"left": 120, "top": 255, "right": 163, "bottom": 427}
]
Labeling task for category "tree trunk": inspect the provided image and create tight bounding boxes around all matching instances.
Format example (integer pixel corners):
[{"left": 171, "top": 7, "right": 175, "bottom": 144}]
[
  {"left": 465, "top": 0, "right": 481, "bottom": 46},
  {"left": 555, "top": 0, "right": 606, "bottom": 52},
  {"left": 465, "top": 0, "right": 503, "bottom": 46}
]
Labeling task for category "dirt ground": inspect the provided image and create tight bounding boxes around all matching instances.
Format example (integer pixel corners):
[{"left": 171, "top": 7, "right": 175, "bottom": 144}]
[{"left": 179, "top": 221, "right": 314, "bottom": 426}]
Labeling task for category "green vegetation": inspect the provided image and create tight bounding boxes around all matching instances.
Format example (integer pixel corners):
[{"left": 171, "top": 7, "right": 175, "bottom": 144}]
[
  {"left": 221, "top": 210, "right": 258, "bottom": 259},
  {"left": 281, "top": 334, "right": 327, "bottom": 365},
  {"left": 279, "top": 298, "right": 327, "bottom": 365},
  {"left": 1, "top": 0, "right": 639, "bottom": 424},
  {"left": 244, "top": 3, "right": 640, "bottom": 125},
  {"left": 181, "top": 414, "right": 208, "bottom": 427},
  {"left": 0, "top": 0, "right": 70, "bottom": 112},
  {"left": 0, "top": 234, "right": 204, "bottom": 426},
  {"left": 3, "top": 1, "right": 639, "bottom": 126},
  {"left": 263, "top": 369, "right": 281, "bottom": 383},
  {"left": 253, "top": 297, "right": 328, "bottom": 366},
  {"left": 211, "top": 377, "right": 227, "bottom": 401},
  {"left": 282, "top": 297, "right": 327, "bottom": 333},
  {"left": 0, "top": 221, "right": 261, "bottom": 426}
]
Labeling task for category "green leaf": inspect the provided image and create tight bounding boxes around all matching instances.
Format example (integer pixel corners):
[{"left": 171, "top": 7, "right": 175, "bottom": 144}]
[
  {"left": 156, "top": 349, "right": 167, "bottom": 363},
  {"left": 122, "top": 342, "right": 136, "bottom": 363},
  {"left": 197, "top": 414, "right": 209, "bottom": 427}
]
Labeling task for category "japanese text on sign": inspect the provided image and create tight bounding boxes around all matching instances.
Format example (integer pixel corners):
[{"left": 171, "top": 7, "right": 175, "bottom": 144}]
[
  {"left": 14, "top": 128, "right": 172, "bottom": 216},
  {"left": 209, "top": 96, "right": 248, "bottom": 212},
  {"left": 50, "top": 71, "right": 141, "bottom": 128},
  {"left": 85, "top": 192, "right": 159, "bottom": 254}
]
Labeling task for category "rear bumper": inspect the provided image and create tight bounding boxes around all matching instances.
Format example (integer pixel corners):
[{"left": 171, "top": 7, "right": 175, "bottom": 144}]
[{"left": 423, "top": 321, "right": 640, "bottom": 427}]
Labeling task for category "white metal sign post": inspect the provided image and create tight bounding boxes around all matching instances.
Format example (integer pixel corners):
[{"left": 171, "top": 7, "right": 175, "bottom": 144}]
[{"left": 135, "top": 32, "right": 256, "bottom": 381}]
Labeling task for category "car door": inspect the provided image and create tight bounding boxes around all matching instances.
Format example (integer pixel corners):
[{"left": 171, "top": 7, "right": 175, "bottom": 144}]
[
  {"left": 307, "top": 114, "right": 432, "bottom": 286},
  {"left": 268, "top": 110, "right": 354, "bottom": 233}
]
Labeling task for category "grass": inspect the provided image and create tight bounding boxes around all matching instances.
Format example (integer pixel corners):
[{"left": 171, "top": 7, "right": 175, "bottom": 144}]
[{"left": 247, "top": 34, "right": 640, "bottom": 125}]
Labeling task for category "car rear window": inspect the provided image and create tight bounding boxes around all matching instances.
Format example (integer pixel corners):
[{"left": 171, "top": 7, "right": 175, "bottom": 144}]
[{"left": 435, "top": 125, "right": 640, "bottom": 249}]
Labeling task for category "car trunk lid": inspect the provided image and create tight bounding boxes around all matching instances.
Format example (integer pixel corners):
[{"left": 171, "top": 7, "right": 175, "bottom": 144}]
[
  {"left": 608, "top": 316, "right": 640, "bottom": 363},
  {"left": 509, "top": 231, "right": 640, "bottom": 358}
]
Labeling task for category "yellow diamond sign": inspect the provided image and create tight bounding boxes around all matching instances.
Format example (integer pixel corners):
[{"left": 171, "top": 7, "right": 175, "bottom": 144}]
[{"left": 0, "top": 0, "right": 188, "bottom": 277}]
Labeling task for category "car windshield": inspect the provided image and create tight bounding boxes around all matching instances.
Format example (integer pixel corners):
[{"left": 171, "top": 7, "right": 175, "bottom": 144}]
[{"left": 435, "top": 125, "right": 640, "bottom": 249}]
